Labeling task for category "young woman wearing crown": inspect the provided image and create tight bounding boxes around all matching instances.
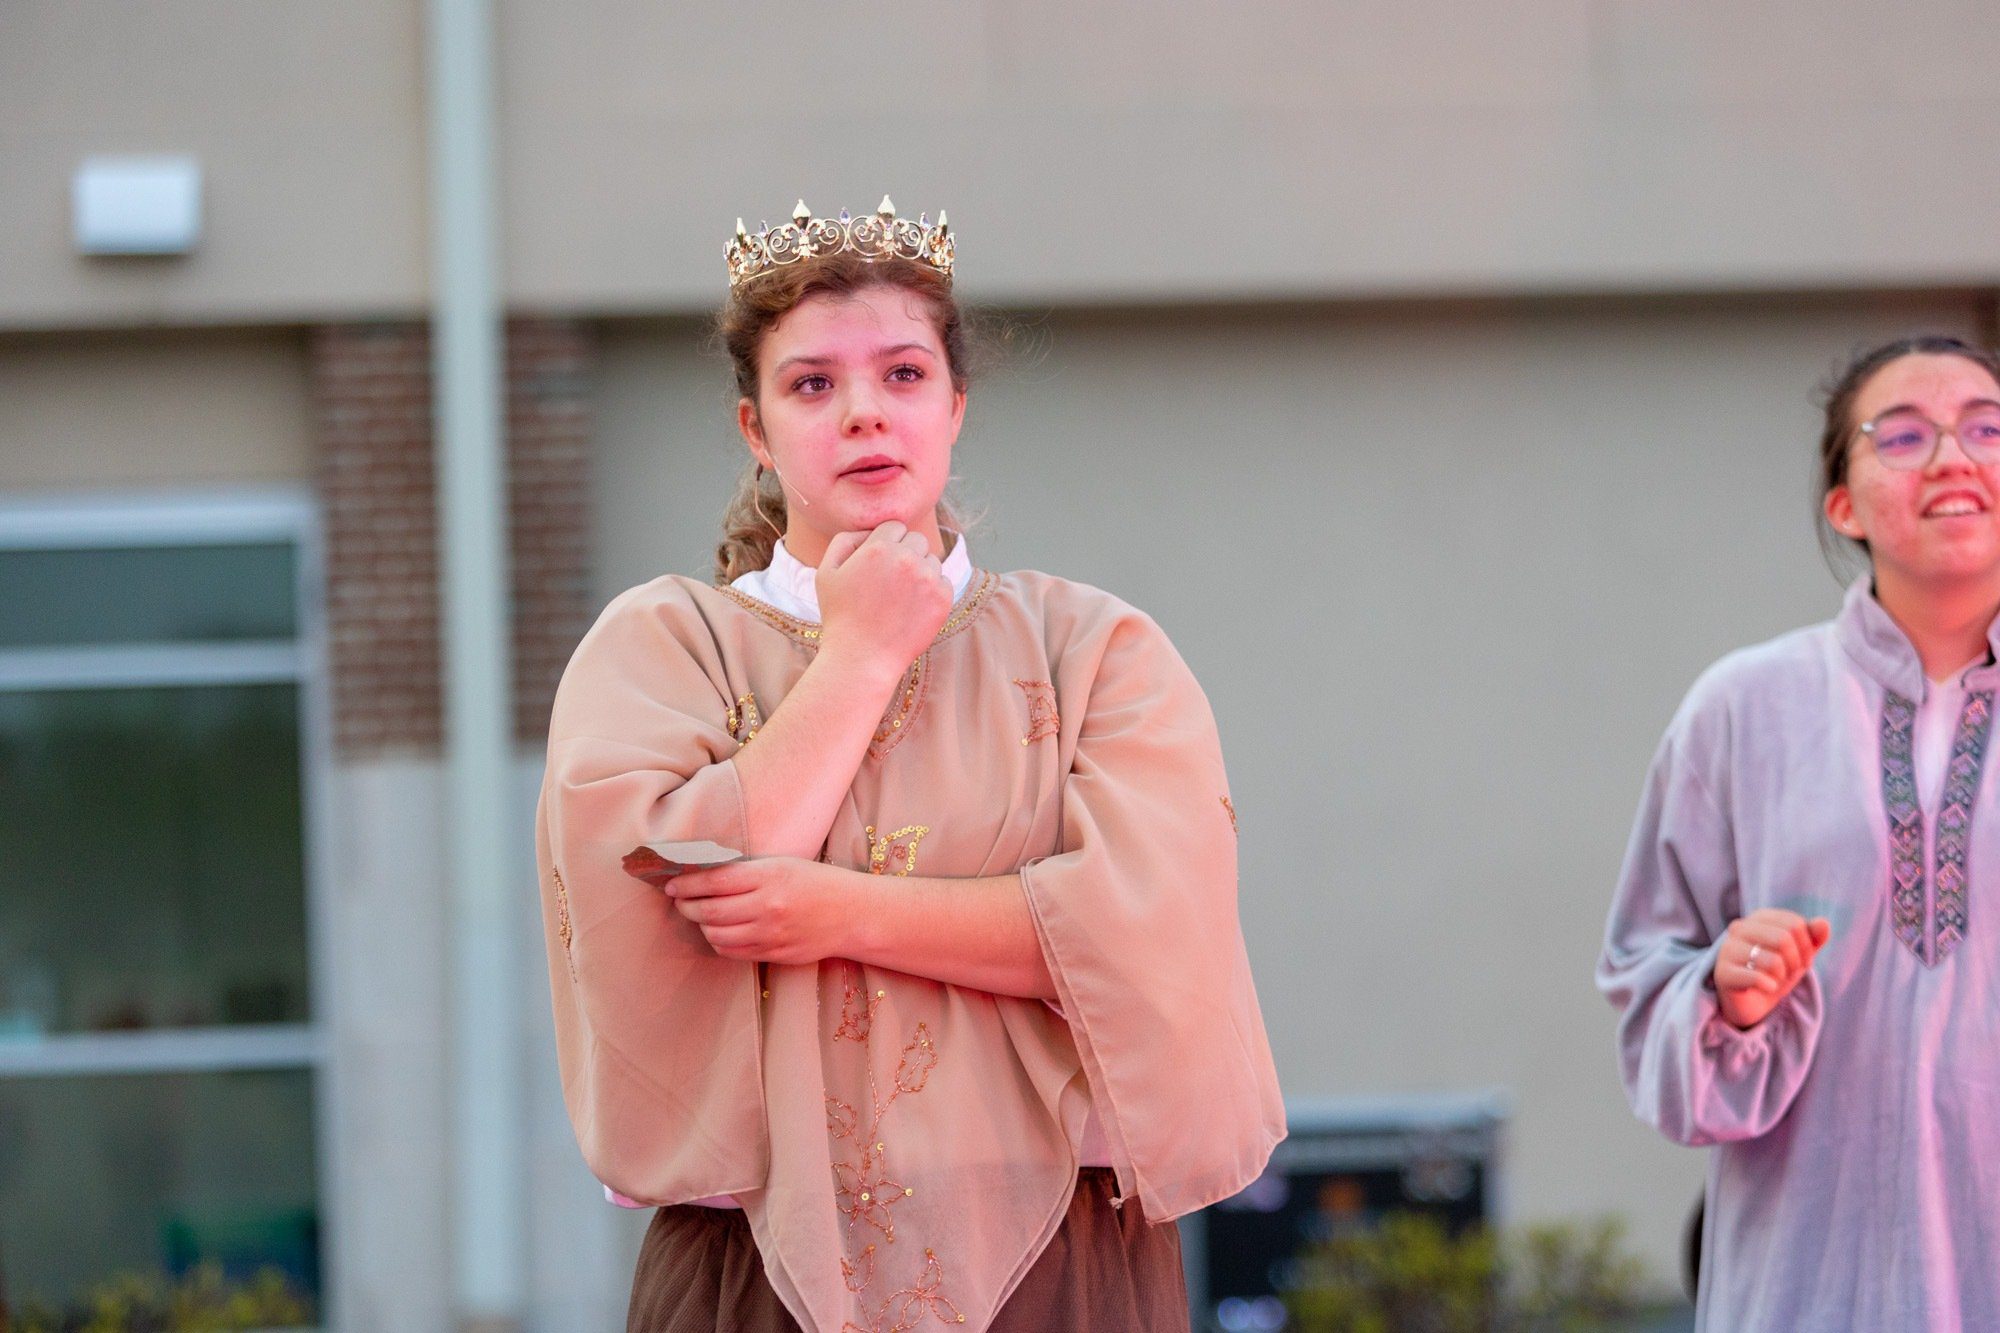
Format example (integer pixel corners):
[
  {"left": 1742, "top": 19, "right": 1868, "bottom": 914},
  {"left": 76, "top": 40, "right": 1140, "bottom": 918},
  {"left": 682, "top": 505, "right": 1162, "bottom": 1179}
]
[{"left": 534, "top": 198, "right": 1285, "bottom": 1333}]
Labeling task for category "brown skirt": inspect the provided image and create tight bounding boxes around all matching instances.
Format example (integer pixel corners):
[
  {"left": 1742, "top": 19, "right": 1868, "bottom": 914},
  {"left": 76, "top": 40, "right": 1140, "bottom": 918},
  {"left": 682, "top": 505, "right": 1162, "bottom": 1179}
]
[{"left": 627, "top": 1168, "right": 1189, "bottom": 1333}]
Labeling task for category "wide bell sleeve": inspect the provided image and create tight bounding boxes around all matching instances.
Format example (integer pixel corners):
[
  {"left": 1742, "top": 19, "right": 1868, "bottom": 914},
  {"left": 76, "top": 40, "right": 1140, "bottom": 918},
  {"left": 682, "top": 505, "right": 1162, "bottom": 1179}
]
[
  {"left": 535, "top": 582, "right": 765, "bottom": 1204},
  {"left": 1596, "top": 730, "right": 1822, "bottom": 1147},
  {"left": 1018, "top": 608, "right": 1285, "bottom": 1221}
]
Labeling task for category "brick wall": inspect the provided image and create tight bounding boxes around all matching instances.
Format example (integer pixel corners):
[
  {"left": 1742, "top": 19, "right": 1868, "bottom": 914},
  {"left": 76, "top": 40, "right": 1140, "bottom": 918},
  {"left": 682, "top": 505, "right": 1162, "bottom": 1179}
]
[
  {"left": 504, "top": 319, "right": 594, "bottom": 746},
  {"left": 311, "top": 318, "right": 595, "bottom": 760}
]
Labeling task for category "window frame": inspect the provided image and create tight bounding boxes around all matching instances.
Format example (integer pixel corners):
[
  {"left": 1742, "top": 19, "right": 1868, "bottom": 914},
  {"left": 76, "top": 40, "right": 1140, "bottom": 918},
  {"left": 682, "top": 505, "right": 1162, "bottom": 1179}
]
[{"left": 0, "top": 485, "right": 339, "bottom": 1318}]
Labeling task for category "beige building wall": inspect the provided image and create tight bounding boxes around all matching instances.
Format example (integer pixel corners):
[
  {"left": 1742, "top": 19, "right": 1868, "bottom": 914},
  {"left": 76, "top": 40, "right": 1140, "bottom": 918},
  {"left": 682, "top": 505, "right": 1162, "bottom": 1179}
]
[
  {"left": 5, "top": 1, "right": 1998, "bottom": 327},
  {"left": 592, "top": 291, "right": 1977, "bottom": 1284},
  {"left": 507, "top": 2, "right": 2000, "bottom": 309},
  {"left": 0, "top": 330, "right": 312, "bottom": 489},
  {"left": 0, "top": 2, "right": 426, "bottom": 330}
]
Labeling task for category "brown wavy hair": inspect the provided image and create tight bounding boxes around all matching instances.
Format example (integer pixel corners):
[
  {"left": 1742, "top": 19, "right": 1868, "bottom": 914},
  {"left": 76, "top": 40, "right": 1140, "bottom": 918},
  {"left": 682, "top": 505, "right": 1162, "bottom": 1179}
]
[
  {"left": 1815, "top": 334, "right": 2000, "bottom": 574},
  {"left": 713, "top": 254, "right": 974, "bottom": 584}
]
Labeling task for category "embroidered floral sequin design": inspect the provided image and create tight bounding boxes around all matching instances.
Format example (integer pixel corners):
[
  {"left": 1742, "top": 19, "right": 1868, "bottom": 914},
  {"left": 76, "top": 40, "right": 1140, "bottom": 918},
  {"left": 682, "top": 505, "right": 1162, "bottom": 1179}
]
[
  {"left": 1880, "top": 688, "right": 1995, "bottom": 966},
  {"left": 832, "top": 1136, "right": 913, "bottom": 1242},
  {"left": 825, "top": 834, "right": 960, "bottom": 1329},
  {"left": 866, "top": 824, "right": 930, "bottom": 877},
  {"left": 843, "top": 1244, "right": 877, "bottom": 1293},
  {"left": 828, "top": 1016, "right": 944, "bottom": 1256},
  {"left": 840, "top": 1249, "right": 966, "bottom": 1332},
  {"left": 835, "top": 967, "right": 887, "bottom": 1043},
  {"left": 1013, "top": 679, "right": 1059, "bottom": 746},
  {"left": 1221, "top": 796, "right": 1238, "bottom": 835},
  {"left": 725, "top": 693, "right": 762, "bottom": 745},
  {"left": 550, "top": 868, "right": 576, "bottom": 978}
]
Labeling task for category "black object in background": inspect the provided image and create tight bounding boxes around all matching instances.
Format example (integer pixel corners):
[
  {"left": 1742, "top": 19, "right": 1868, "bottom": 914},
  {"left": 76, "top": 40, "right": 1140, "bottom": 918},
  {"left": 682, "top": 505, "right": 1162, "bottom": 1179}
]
[{"left": 1180, "top": 1094, "right": 1505, "bottom": 1333}]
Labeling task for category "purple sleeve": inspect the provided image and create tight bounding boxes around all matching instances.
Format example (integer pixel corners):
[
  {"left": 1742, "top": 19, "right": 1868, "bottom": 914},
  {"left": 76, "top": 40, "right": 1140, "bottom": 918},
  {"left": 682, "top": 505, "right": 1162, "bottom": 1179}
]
[{"left": 1596, "top": 737, "right": 1822, "bottom": 1146}]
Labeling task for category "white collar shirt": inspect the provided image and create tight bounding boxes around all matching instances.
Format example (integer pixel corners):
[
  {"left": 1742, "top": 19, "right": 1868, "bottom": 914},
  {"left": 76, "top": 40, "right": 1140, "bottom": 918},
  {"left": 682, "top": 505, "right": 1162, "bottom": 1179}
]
[{"left": 731, "top": 533, "right": 973, "bottom": 622}]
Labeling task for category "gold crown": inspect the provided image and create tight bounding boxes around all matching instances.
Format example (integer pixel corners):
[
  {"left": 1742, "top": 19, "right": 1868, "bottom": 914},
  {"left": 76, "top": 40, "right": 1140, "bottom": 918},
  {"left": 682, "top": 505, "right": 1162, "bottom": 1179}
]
[{"left": 726, "top": 196, "right": 953, "bottom": 289}]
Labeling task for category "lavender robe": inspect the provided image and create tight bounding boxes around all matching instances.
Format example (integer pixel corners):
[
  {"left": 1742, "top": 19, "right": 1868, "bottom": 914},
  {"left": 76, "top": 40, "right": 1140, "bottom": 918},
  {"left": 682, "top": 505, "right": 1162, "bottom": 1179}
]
[{"left": 1599, "top": 579, "right": 2000, "bottom": 1332}]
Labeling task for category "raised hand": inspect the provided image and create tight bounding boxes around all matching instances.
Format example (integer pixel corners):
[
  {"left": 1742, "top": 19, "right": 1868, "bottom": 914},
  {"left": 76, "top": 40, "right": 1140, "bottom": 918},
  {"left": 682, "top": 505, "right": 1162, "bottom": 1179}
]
[
  {"left": 1714, "top": 908, "right": 1831, "bottom": 1029},
  {"left": 815, "top": 521, "right": 953, "bottom": 675}
]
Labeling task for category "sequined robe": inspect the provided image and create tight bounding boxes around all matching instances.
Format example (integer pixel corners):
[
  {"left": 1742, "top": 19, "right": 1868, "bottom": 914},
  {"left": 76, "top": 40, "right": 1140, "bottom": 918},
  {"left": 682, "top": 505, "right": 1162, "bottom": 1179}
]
[
  {"left": 537, "top": 568, "right": 1285, "bottom": 1333},
  {"left": 1598, "top": 578, "right": 2000, "bottom": 1332}
]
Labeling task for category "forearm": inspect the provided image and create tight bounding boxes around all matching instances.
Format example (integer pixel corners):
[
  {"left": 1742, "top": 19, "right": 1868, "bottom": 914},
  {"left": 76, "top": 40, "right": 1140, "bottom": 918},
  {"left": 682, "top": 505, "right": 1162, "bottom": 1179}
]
[
  {"left": 839, "top": 870, "right": 1058, "bottom": 1000},
  {"left": 731, "top": 648, "right": 905, "bottom": 859}
]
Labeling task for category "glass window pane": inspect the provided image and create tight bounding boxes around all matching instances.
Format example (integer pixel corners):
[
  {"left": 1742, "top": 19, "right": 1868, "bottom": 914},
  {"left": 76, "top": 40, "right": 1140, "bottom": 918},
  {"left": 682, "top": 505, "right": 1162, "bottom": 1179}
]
[
  {"left": 0, "top": 544, "right": 297, "bottom": 648},
  {"left": 0, "top": 1069, "right": 319, "bottom": 1318},
  {"left": 0, "top": 684, "right": 310, "bottom": 1036}
]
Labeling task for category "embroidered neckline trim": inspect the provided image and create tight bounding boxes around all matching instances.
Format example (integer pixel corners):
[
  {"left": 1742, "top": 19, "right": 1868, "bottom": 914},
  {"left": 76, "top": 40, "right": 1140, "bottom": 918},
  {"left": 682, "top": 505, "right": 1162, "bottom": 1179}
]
[{"left": 1880, "top": 687, "right": 1995, "bottom": 967}]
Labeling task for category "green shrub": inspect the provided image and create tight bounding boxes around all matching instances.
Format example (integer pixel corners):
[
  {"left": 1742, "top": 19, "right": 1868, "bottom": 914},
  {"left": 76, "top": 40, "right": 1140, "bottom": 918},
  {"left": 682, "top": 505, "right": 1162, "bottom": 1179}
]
[
  {"left": 1508, "top": 1218, "right": 1651, "bottom": 1332},
  {"left": 1286, "top": 1214, "right": 1652, "bottom": 1333},
  {"left": 11, "top": 1264, "right": 311, "bottom": 1333}
]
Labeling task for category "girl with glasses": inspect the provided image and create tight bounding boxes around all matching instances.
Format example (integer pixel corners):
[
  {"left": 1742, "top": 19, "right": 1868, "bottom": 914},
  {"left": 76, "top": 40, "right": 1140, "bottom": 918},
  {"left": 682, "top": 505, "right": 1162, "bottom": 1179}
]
[
  {"left": 534, "top": 202, "right": 1284, "bottom": 1333},
  {"left": 1600, "top": 335, "right": 2000, "bottom": 1330}
]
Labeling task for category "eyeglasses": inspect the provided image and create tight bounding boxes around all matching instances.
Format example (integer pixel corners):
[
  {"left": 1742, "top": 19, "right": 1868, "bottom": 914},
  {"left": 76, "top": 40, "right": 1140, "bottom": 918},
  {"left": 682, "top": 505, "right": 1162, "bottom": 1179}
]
[{"left": 1858, "top": 404, "right": 2000, "bottom": 470}]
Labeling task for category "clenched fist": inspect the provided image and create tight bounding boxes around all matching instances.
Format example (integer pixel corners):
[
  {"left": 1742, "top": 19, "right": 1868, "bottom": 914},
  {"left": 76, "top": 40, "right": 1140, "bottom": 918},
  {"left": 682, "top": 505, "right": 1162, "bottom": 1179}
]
[
  {"left": 1714, "top": 908, "right": 1831, "bottom": 1029},
  {"left": 815, "top": 521, "right": 953, "bottom": 674}
]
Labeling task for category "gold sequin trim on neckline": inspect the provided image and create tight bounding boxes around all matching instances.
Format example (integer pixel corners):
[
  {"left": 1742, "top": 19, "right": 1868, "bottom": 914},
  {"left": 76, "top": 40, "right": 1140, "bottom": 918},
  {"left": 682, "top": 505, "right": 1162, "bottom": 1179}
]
[
  {"left": 934, "top": 569, "right": 999, "bottom": 644},
  {"left": 869, "top": 658, "right": 928, "bottom": 758},
  {"left": 712, "top": 569, "right": 1000, "bottom": 649},
  {"left": 1221, "top": 795, "right": 1238, "bottom": 835}
]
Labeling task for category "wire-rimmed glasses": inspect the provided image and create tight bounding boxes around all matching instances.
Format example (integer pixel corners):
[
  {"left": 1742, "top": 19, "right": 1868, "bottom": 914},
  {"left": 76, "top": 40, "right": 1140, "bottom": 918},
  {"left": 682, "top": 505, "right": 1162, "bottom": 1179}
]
[{"left": 1858, "top": 403, "right": 2000, "bottom": 470}]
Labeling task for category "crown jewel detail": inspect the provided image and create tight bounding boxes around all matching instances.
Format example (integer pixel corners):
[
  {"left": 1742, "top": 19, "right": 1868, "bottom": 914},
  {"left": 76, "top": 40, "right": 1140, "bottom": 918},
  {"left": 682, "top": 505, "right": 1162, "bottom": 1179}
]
[{"left": 726, "top": 196, "right": 953, "bottom": 289}]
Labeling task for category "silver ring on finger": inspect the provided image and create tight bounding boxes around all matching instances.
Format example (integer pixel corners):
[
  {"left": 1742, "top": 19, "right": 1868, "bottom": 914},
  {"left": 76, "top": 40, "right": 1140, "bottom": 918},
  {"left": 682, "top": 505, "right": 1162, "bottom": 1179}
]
[{"left": 1746, "top": 944, "right": 1763, "bottom": 973}]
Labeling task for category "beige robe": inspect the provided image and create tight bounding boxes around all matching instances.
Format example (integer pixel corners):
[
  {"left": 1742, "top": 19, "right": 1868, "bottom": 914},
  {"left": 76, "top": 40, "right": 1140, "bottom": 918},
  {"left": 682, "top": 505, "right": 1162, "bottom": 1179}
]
[{"left": 537, "top": 568, "right": 1284, "bottom": 1333}]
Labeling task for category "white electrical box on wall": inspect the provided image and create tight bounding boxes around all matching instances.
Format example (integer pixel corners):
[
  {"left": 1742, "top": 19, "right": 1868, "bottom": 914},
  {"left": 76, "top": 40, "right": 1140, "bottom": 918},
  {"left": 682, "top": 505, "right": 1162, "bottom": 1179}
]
[{"left": 72, "top": 155, "right": 203, "bottom": 255}]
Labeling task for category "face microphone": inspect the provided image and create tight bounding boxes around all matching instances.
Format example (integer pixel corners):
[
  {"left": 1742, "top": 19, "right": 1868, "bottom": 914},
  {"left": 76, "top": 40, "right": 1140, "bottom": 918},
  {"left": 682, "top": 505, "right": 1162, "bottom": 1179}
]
[{"left": 770, "top": 463, "right": 809, "bottom": 506}]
